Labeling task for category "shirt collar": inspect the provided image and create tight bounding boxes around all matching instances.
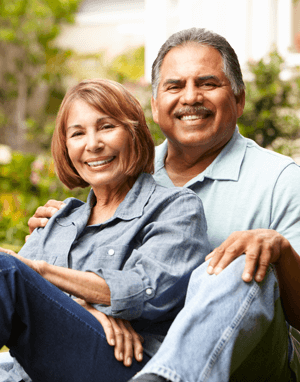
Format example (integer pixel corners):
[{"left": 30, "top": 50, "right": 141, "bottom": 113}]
[
  {"left": 155, "top": 126, "right": 247, "bottom": 186},
  {"left": 56, "top": 173, "right": 156, "bottom": 226}
]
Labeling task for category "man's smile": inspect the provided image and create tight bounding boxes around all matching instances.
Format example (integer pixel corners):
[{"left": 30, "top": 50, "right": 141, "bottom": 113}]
[{"left": 174, "top": 106, "right": 213, "bottom": 121}]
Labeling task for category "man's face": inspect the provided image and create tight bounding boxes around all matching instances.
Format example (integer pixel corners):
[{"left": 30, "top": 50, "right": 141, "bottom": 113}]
[{"left": 151, "top": 43, "right": 245, "bottom": 155}]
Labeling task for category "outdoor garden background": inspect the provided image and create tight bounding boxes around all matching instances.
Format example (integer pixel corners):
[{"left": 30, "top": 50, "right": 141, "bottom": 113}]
[{"left": 1, "top": 0, "right": 300, "bottom": 253}]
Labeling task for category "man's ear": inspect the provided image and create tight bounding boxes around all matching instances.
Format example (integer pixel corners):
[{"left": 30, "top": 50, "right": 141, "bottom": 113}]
[
  {"left": 151, "top": 96, "right": 159, "bottom": 124},
  {"left": 235, "top": 90, "right": 245, "bottom": 118}
]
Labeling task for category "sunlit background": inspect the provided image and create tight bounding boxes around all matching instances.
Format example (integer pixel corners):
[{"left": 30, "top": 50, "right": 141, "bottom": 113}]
[{"left": 1, "top": 0, "right": 300, "bottom": 248}]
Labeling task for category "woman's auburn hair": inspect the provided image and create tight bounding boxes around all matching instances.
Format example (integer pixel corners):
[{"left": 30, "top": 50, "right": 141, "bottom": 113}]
[{"left": 51, "top": 79, "right": 155, "bottom": 189}]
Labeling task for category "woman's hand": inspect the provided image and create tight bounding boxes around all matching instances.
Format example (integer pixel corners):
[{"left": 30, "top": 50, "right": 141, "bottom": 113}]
[
  {"left": 74, "top": 298, "right": 144, "bottom": 367},
  {"left": 28, "top": 200, "right": 65, "bottom": 234},
  {"left": 0, "top": 247, "right": 44, "bottom": 275},
  {"left": 205, "top": 229, "right": 289, "bottom": 282}
]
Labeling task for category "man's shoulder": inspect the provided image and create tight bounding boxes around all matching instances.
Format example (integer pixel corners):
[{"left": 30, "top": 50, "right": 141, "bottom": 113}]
[{"left": 243, "top": 137, "right": 296, "bottom": 171}]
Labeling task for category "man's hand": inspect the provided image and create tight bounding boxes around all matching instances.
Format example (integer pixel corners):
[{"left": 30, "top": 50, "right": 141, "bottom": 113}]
[
  {"left": 28, "top": 200, "right": 65, "bottom": 234},
  {"left": 205, "top": 229, "right": 290, "bottom": 283},
  {"left": 74, "top": 299, "right": 144, "bottom": 367}
]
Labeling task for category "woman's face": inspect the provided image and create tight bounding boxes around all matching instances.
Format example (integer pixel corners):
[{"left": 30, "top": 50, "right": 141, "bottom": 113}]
[{"left": 66, "top": 99, "right": 132, "bottom": 193}]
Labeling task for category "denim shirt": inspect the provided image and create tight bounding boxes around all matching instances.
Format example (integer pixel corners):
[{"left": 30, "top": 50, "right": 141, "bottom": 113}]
[{"left": 19, "top": 173, "right": 210, "bottom": 334}]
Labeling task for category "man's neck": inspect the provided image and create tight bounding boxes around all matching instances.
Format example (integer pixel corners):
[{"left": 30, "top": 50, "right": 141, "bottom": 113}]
[{"left": 164, "top": 144, "right": 224, "bottom": 187}]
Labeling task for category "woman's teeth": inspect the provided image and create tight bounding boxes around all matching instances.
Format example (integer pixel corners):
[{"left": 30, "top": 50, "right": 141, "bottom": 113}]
[{"left": 87, "top": 157, "right": 115, "bottom": 167}]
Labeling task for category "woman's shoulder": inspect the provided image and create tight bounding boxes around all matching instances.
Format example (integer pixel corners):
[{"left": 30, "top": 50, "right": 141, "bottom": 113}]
[
  {"left": 45, "top": 197, "right": 87, "bottom": 226},
  {"left": 139, "top": 173, "right": 203, "bottom": 209}
]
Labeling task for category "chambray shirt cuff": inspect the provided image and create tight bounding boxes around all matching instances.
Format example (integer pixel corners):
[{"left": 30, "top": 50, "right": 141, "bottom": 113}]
[{"left": 93, "top": 268, "right": 154, "bottom": 320}]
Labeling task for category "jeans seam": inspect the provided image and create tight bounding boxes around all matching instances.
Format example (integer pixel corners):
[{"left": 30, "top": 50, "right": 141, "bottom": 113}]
[
  {"left": 17, "top": 268, "right": 107, "bottom": 341},
  {"left": 200, "top": 281, "right": 261, "bottom": 382}
]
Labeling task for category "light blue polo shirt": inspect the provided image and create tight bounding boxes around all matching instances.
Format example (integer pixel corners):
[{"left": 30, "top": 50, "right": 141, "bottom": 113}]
[{"left": 154, "top": 127, "right": 300, "bottom": 253}]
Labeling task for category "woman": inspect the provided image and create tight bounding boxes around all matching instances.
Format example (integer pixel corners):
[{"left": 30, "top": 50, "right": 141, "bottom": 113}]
[{"left": 0, "top": 79, "right": 210, "bottom": 382}]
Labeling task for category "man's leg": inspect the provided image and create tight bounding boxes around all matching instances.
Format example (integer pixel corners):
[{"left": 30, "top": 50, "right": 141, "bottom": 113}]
[
  {"left": 0, "top": 253, "right": 150, "bottom": 382},
  {"left": 131, "top": 256, "right": 291, "bottom": 382}
]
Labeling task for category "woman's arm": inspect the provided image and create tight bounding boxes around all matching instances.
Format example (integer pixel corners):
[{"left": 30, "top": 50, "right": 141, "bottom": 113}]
[
  {"left": 0, "top": 247, "right": 110, "bottom": 305},
  {"left": 93, "top": 189, "right": 210, "bottom": 321}
]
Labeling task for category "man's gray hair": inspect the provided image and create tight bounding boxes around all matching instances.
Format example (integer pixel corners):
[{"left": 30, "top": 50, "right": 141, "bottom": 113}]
[{"left": 151, "top": 28, "right": 245, "bottom": 98}]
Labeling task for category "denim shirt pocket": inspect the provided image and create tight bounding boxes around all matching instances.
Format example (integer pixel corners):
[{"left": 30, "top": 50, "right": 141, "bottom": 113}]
[{"left": 88, "top": 244, "right": 131, "bottom": 271}]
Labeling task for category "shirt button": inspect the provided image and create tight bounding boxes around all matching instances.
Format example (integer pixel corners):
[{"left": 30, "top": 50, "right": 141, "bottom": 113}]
[
  {"left": 108, "top": 249, "right": 115, "bottom": 256},
  {"left": 146, "top": 288, "right": 153, "bottom": 295}
]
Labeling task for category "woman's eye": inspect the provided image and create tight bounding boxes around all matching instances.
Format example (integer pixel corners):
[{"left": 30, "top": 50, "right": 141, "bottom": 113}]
[
  {"left": 71, "top": 131, "right": 83, "bottom": 137},
  {"left": 101, "top": 124, "right": 115, "bottom": 130}
]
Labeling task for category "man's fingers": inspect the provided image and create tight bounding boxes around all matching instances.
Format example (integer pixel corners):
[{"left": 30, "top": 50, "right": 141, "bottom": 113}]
[
  {"left": 28, "top": 217, "right": 49, "bottom": 233},
  {"left": 28, "top": 202, "right": 65, "bottom": 233},
  {"left": 44, "top": 200, "right": 66, "bottom": 209},
  {"left": 241, "top": 249, "right": 261, "bottom": 282},
  {"left": 253, "top": 244, "right": 273, "bottom": 282}
]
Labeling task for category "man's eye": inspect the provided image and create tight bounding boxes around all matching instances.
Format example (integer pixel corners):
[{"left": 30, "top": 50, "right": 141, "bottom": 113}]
[
  {"left": 202, "top": 83, "right": 217, "bottom": 88},
  {"left": 168, "top": 85, "right": 180, "bottom": 92}
]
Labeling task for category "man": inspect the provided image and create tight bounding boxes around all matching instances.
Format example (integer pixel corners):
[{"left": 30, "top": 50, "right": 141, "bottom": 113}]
[
  {"left": 127, "top": 27, "right": 300, "bottom": 382},
  {"left": 6, "top": 28, "right": 300, "bottom": 381}
]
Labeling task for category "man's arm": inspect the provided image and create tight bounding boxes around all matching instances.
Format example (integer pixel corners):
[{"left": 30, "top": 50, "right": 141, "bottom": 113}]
[
  {"left": 205, "top": 162, "right": 300, "bottom": 329},
  {"left": 28, "top": 200, "right": 65, "bottom": 233},
  {"left": 205, "top": 229, "right": 300, "bottom": 329}
]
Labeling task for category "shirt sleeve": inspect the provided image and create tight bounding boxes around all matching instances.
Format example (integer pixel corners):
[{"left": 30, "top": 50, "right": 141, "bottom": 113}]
[
  {"left": 93, "top": 190, "right": 211, "bottom": 320},
  {"left": 18, "top": 228, "right": 42, "bottom": 259},
  {"left": 270, "top": 162, "right": 300, "bottom": 255}
]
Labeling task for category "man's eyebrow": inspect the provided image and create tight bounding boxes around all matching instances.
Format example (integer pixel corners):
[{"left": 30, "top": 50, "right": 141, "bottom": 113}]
[
  {"left": 196, "top": 75, "right": 220, "bottom": 82},
  {"left": 162, "top": 79, "right": 183, "bottom": 87}
]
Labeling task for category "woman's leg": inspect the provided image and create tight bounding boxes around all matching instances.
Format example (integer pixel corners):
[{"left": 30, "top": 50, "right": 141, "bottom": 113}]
[{"left": 0, "top": 252, "right": 150, "bottom": 382}]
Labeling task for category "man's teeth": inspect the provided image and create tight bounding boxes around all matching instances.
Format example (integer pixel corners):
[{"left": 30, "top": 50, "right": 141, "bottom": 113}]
[
  {"left": 180, "top": 115, "right": 206, "bottom": 121},
  {"left": 87, "top": 157, "right": 114, "bottom": 167}
]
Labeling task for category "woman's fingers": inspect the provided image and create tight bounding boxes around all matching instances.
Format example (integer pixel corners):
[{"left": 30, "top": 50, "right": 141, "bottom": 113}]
[{"left": 74, "top": 300, "right": 143, "bottom": 367}]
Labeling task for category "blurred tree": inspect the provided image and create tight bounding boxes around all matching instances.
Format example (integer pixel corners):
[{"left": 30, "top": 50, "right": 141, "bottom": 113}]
[
  {"left": 0, "top": 0, "right": 81, "bottom": 152},
  {"left": 109, "top": 46, "right": 145, "bottom": 84},
  {"left": 238, "top": 51, "right": 300, "bottom": 153}
]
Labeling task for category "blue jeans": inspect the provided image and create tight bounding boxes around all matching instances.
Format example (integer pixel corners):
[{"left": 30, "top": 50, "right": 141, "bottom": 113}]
[
  {"left": 137, "top": 255, "right": 295, "bottom": 382},
  {"left": 0, "top": 253, "right": 150, "bottom": 382}
]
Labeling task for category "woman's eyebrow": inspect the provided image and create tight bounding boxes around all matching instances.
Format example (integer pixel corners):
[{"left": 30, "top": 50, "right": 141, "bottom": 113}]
[{"left": 67, "top": 117, "right": 115, "bottom": 130}]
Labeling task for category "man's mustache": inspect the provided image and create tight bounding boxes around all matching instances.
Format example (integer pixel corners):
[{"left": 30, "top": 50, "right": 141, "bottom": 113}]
[{"left": 173, "top": 106, "right": 213, "bottom": 118}]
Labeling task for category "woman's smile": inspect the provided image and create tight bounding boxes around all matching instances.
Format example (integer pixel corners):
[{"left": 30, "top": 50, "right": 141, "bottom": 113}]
[{"left": 86, "top": 156, "right": 116, "bottom": 168}]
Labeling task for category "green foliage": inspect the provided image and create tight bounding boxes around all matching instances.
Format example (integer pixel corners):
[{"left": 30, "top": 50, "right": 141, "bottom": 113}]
[
  {"left": 0, "top": 0, "right": 82, "bottom": 150},
  {"left": 0, "top": 151, "right": 89, "bottom": 247},
  {"left": 238, "top": 52, "right": 300, "bottom": 153},
  {"left": 109, "top": 46, "right": 145, "bottom": 83}
]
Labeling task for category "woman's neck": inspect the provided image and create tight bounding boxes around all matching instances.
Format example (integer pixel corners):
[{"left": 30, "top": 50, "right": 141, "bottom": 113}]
[{"left": 87, "top": 178, "right": 135, "bottom": 226}]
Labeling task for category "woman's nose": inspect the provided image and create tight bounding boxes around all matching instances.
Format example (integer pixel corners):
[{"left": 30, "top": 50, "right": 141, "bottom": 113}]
[{"left": 86, "top": 131, "right": 104, "bottom": 152}]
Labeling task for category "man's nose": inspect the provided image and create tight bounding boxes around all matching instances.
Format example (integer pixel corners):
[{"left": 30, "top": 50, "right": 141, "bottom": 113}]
[{"left": 181, "top": 84, "right": 203, "bottom": 105}]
